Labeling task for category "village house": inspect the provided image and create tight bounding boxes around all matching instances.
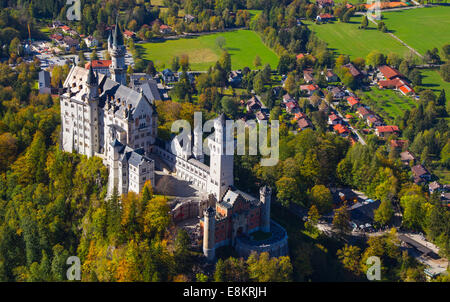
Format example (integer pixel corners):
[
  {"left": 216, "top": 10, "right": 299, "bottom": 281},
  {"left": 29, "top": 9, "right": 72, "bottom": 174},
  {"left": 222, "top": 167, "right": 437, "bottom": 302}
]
[
  {"left": 160, "top": 24, "right": 173, "bottom": 34},
  {"left": 38, "top": 70, "right": 51, "bottom": 94},
  {"left": 123, "top": 30, "right": 135, "bottom": 40},
  {"left": 324, "top": 69, "right": 339, "bottom": 82},
  {"left": 286, "top": 100, "right": 300, "bottom": 114},
  {"left": 63, "top": 36, "right": 79, "bottom": 50},
  {"left": 357, "top": 106, "right": 372, "bottom": 119},
  {"left": 246, "top": 96, "right": 262, "bottom": 112},
  {"left": 347, "top": 96, "right": 360, "bottom": 107},
  {"left": 343, "top": 63, "right": 362, "bottom": 79},
  {"left": 50, "top": 34, "right": 64, "bottom": 44},
  {"left": 300, "top": 84, "right": 319, "bottom": 97},
  {"left": 333, "top": 124, "right": 350, "bottom": 137},
  {"left": 411, "top": 164, "right": 432, "bottom": 183},
  {"left": 228, "top": 70, "right": 243, "bottom": 87},
  {"left": 162, "top": 69, "right": 176, "bottom": 83},
  {"left": 390, "top": 139, "right": 409, "bottom": 151},
  {"left": 328, "top": 113, "right": 342, "bottom": 125},
  {"left": 84, "top": 36, "right": 98, "bottom": 48},
  {"left": 303, "top": 68, "right": 314, "bottom": 83},
  {"left": 316, "top": 0, "right": 335, "bottom": 9},
  {"left": 377, "top": 65, "right": 414, "bottom": 96},
  {"left": 293, "top": 112, "right": 307, "bottom": 121},
  {"left": 298, "top": 118, "right": 313, "bottom": 131},
  {"left": 184, "top": 14, "right": 196, "bottom": 23},
  {"left": 366, "top": 115, "right": 384, "bottom": 127},
  {"left": 296, "top": 53, "right": 305, "bottom": 60},
  {"left": 400, "top": 151, "right": 415, "bottom": 166},
  {"left": 255, "top": 111, "right": 268, "bottom": 123},
  {"left": 429, "top": 181, "right": 442, "bottom": 194},
  {"left": 329, "top": 86, "right": 345, "bottom": 100},
  {"left": 375, "top": 125, "right": 400, "bottom": 137},
  {"left": 316, "top": 13, "right": 334, "bottom": 22},
  {"left": 283, "top": 93, "right": 294, "bottom": 103}
]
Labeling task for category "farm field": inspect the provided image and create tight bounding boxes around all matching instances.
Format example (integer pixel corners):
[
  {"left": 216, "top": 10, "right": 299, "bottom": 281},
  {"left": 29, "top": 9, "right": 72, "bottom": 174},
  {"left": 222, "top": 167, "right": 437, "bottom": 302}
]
[
  {"left": 361, "top": 87, "right": 417, "bottom": 120},
  {"left": 419, "top": 69, "right": 450, "bottom": 105},
  {"left": 381, "top": 6, "right": 450, "bottom": 56},
  {"left": 138, "top": 30, "right": 279, "bottom": 71},
  {"left": 305, "top": 16, "right": 411, "bottom": 59}
]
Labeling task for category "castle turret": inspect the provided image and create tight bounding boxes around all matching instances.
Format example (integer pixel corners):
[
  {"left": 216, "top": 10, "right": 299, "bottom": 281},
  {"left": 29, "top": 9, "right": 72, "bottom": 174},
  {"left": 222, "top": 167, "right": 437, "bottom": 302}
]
[
  {"left": 260, "top": 186, "right": 272, "bottom": 233},
  {"left": 203, "top": 207, "right": 216, "bottom": 261},
  {"left": 109, "top": 17, "right": 127, "bottom": 85}
]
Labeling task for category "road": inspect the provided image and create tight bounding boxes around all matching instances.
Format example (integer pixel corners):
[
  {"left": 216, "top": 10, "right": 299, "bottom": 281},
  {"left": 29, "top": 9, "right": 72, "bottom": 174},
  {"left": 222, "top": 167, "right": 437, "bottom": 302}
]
[{"left": 328, "top": 101, "right": 367, "bottom": 145}]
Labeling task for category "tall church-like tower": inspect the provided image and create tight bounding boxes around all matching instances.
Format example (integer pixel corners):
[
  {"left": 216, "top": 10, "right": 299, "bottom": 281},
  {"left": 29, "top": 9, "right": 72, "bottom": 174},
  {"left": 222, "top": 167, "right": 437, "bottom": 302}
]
[
  {"left": 109, "top": 18, "right": 127, "bottom": 86},
  {"left": 207, "top": 113, "right": 234, "bottom": 200},
  {"left": 85, "top": 65, "right": 100, "bottom": 156}
]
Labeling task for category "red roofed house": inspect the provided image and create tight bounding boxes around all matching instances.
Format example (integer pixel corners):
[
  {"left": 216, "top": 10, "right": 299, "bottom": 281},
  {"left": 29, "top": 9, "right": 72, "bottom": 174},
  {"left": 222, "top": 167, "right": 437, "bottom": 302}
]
[
  {"left": 328, "top": 114, "right": 342, "bottom": 125},
  {"left": 333, "top": 124, "right": 350, "bottom": 137},
  {"left": 286, "top": 101, "right": 300, "bottom": 114},
  {"left": 296, "top": 53, "right": 305, "bottom": 60},
  {"left": 375, "top": 125, "right": 400, "bottom": 137},
  {"left": 366, "top": 115, "right": 384, "bottom": 127},
  {"left": 357, "top": 106, "right": 372, "bottom": 119},
  {"left": 347, "top": 96, "right": 360, "bottom": 107},
  {"left": 303, "top": 68, "right": 314, "bottom": 83},
  {"left": 123, "top": 30, "right": 135, "bottom": 39},
  {"left": 300, "top": 84, "right": 319, "bottom": 96},
  {"left": 160, "top": 24, "right": 172, "bottom": 34},
  {"left": 293, "top": 112, "right": 307, "bottom": 121},
  {"left": 390, "top": 139, "right": 408, "bottom": 151},
  {"left": 298, "top": 118, "right": 313, "bottom": 130},
  {"left": 343, "top": 63, "right": 362, "bottom": 78},
  {"left": 316, "top": 13, "right": 334, "bottom": 22},
  {"left": 378, "top": 65, "right": 402, "bottom": 80},
  {"left": 85, "top": 60, "right": 112, "bottom": 76},
  {"left": 246, "top": 96, "right": 262, "bottom": 112}
]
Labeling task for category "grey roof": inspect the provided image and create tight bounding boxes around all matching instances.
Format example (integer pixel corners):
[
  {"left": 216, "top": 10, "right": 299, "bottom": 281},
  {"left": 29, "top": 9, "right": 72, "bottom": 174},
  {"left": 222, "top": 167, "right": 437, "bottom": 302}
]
[
  {"left": 220, "top": 187, "right": 257, "bottom": 209},
  {"left": 39, "top": 70, "right": 51, "bottom": 87},
  {"left": 86, "top": 64, "right": 97, "bottom": 86},
  {"left": 134, "top": 80, "right": 161, "bottom": 103},
  {"left": 113, "top": 18, "right": 124, "bottom": 46}
]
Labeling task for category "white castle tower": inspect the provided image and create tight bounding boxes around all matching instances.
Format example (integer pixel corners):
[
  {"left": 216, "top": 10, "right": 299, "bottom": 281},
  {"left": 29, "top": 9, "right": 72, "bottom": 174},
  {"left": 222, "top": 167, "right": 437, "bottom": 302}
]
[
  {"left": 109, "top": 18, "right": 127, "bottom": 86},
  {"left": 207, "top": 113, "right": 234, "bottom": 200}
]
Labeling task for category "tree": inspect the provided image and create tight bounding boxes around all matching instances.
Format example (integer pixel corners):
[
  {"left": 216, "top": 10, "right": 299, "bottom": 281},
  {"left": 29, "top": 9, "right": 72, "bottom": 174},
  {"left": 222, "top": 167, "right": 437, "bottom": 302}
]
[
  {"left": 443, "top": 44, "right": 450, "bottom": 60},
  {"left": 247, "top": 252, "right": 293, "bottom": 282},
  {"left": 401, "top": 194, "right": 426, "bottom": 231},
  {"left": 147, "top": 60, "right": 157, "bottom": 76},
  {"left": 366, "top": 50, "right": 386, "bottom": 67},
  {"left": 253, "top": 55, "right": 262, "bottom": 68},
  {"left": 171, "top": 56, "right": 180, "bottom": 72},
  {"left": 332, "top": 203, "right": 351, "bottom": 235},
  {"left": 218, "top": 51, "right": 232, "bottom": 74},
  {"left": 337, "top": 244, "right": 362, "bottom": 276},
  {"left": 216, "top": 36, "right": 226, "bottom": 49},
  {"left": 284, "top": 73, "right": 297, "bottom": 95},
  {"left": 180, "top": 54, "right": 190, "bottom": 72},
  {"left": 374, "top": 200, "right": 394, "bottom": 227},
  {"left": 221, "top": 96, "right": 239, "bottom": 118},
  {"left": 440, "top": 61, "right": 450, "bottom": 82},
  {"left": 276, "top": 177, "right": 298, "bottom": 207},
  {"left": 308, "top": 185, "right": 333, "bottom": 214},
  {"left": 360, "top": 16, "right": 368, "bottom": 29}
]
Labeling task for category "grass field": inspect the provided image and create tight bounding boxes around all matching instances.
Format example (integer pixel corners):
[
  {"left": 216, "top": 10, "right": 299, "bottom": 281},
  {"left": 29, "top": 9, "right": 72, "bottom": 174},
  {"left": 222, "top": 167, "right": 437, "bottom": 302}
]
[
  {"left": 138, "top": 30, "right": 279, "bottom": 70},
  {"left": 419, "top": 69, "right": 450, "bottom": 103},
  {"left": 306, "top": 16, "right": 411, "bottom": 59},
  {"left": 382, "top": 6, "right": 450, "bottom": 56},
  {"left": 361, "top": 87, "right": 417, "bottom": 120}
]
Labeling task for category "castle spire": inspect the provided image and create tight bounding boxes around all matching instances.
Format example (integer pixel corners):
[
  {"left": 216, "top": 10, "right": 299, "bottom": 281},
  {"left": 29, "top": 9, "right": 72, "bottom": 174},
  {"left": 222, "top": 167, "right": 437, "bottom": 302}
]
[
  {"left": 87, "top": 64, "right": 97, "bottom": 86},
  {"left": 113, "top": 17, "right": 124, "bottom": 47}
]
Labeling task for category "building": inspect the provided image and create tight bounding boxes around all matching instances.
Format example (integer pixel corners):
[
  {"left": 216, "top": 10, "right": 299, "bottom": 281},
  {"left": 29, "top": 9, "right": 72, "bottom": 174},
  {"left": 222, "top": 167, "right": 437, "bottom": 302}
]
[
  {"left": 246, "top": 96, "right": 261, "bottom": 112},
  {"left": 366, "top": 115, "right": 384, "bottom": 127},
  {"left": 429, "top": 181, "right": 442, "bottom": 194},
  {"left": 375, "top": 125, "right": 400, "bottom": 137},
  {"left": 357, "top": 106, "right": 372, "bottom": 119},
  {"left": 324, "top": 69, "right": 339, "bottom": 82},
  {"left": 347, "top": 96, "right": 360, "bottom": 107},
  {"left": 201, "top": 186, "right": 288, "bottom": 260},
  {"left": 316, "top": 0, "right": 334, "bottom": 8},
  {"left": 129, "top": 74, "right": 162, "bottom": 103},
  {"left": 162, "top": 69, "right": 176, "bottom": 83},
  {"left": 85, "top": 60, "right": 112, "bottom": 77},
  {"left": 328, "top": 113, "right": 342, "bottom": 125},
  {"left": 343, "top": 63, "right": 362, "bottom": 79},
  {"left": 84, "top": 35, "right": 98, "bottom": 48},
  {"left": 400, "top": 151, "right": 415, "bottom": 166},
  {"left": 316, "top": 13, "right": 334, "bottom": 22},
  {"left": 333, "top": 123, "right": 350, "bottom": 137},
  {"left": 38, "top": 70, "right": 51, "bottom": 94},
  {"left": 298, "top": 118, "right": 313, "bottom": 130},
  {"left": 390, "top": 139, "right": 408, "bottom": 151},
  {"left": 412, "top": 165, "right": 431, "bottom": 183}
]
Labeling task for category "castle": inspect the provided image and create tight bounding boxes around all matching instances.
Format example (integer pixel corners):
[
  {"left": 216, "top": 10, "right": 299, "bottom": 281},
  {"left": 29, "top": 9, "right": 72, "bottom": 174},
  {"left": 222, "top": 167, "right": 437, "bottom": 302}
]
[{"left": 60, "top": 20, "right": 287, "bottom": 259}]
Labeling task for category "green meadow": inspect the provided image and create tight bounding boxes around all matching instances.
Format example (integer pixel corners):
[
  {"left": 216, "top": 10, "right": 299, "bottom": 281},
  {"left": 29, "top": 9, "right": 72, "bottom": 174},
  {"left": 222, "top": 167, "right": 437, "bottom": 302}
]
[
  {"left": 382, "top": 6, "right": 450, "bottom": 56},
  {"left": 138, "top": 30, "right": 279, "bottom": 70},
  {"left": 306, "top": 16, "right": 411, "bottom": 59}
]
